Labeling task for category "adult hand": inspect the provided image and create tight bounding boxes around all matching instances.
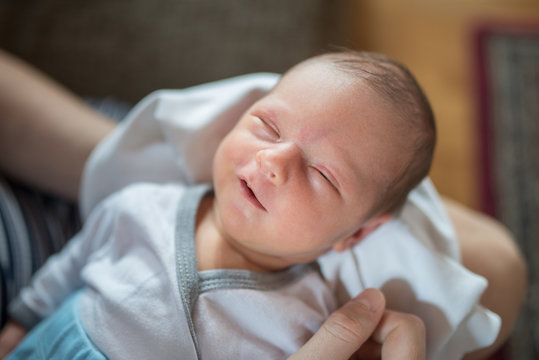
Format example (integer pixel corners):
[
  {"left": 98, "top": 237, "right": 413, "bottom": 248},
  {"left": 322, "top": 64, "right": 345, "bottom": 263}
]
[
  {"left": 0, "top": 320, "right": 27, "bottom": 359},
  {"left": 289, "top": 288, "right": 426, "bottom": 360}
]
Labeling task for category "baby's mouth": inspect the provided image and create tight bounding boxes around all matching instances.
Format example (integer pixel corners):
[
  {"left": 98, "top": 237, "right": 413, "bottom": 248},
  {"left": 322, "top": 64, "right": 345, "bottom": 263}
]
[{"left": 240, "top": 179, "right": 266, "bottom": 211}]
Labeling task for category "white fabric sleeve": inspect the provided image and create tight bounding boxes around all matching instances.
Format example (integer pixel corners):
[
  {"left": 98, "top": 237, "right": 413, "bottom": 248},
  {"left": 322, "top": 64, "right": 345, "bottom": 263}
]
[
  {"left": 80, "top": 73, "right": 280, "bottom": 218},
  {"left": 319, "top": 218, "right": 501, "bottom": 360},
  {"left": 8, "top": 195, "right": 117, "bottom": 329}
]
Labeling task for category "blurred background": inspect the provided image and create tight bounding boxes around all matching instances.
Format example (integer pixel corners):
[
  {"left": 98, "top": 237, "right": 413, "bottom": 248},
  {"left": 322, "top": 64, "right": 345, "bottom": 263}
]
[{"left": 0, "top": 0, "right": 538, "bottom": 357}]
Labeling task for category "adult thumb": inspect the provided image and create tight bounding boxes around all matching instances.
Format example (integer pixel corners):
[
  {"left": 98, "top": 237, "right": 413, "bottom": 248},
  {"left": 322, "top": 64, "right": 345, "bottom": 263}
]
[{"left": 289, "top": 288, "right": 386, "bottom": 360}]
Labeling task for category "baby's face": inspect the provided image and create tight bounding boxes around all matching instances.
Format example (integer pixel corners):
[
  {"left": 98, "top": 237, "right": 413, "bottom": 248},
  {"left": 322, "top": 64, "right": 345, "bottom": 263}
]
[{"left": 212, "top": 61, "right": 405, "bottom": 266}]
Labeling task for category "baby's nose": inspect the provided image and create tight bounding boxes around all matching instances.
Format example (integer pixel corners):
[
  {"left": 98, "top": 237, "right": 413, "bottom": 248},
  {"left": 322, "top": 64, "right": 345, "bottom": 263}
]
[{"left": 256, "top": 144, "right": 300, "bottom": 186}]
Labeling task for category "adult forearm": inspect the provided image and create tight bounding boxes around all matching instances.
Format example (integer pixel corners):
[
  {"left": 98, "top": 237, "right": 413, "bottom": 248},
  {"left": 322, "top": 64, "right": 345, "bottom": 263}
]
[
  {"left": 0, "top": 49, "right": 115, "bottom": 201},
  {"left": 442, "top": 197, "right": 527, "bottom": 359}
]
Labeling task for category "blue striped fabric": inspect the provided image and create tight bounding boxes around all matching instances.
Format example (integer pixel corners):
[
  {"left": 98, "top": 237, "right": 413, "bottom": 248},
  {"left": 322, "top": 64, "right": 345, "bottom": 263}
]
[{"left": 0, "top": 177, "right": 81, "bottom": 328}]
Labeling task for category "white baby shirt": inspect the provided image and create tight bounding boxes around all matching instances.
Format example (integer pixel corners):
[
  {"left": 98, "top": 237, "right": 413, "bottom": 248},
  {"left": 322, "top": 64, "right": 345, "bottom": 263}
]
[
  {"left": 80, "top": 73, "right": 501, "bottom": 359},
  {"left": 11, "top": 183, "right": 338, "bottom": 359}
]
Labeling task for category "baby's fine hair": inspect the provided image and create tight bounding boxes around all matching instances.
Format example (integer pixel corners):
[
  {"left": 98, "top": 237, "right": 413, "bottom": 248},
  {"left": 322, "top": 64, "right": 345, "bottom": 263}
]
[{"left": 301, "top": 50, "right": 437, "bottom": 217}]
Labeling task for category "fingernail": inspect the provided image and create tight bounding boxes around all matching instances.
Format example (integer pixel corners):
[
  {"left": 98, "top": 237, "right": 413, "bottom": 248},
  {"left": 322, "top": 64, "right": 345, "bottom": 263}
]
[{"left": 357, "top": 289, "right": 383, "bottom": 312}]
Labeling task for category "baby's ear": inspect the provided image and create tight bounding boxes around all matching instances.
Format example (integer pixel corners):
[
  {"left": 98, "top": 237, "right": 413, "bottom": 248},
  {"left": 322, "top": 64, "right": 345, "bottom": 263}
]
[{"left": 332, "top": 213, "right": 393, "bottom": 252}]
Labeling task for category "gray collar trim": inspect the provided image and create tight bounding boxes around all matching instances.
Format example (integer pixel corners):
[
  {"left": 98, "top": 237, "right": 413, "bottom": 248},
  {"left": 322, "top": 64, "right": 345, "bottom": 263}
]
[
  {"left": 198, "top": 262, "right": 319, "bottom": 293},
  {"left": 174, "top": 184, "right": 319, "bottom": 358}
]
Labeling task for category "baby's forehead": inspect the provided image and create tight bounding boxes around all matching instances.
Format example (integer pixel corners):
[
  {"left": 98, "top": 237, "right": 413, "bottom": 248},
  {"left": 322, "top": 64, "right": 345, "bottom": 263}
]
[
  {"left": 279, "top": 59, "right": 357, "bottom": 89},
  {"left": 268, "top": 65, "right": 405, "bottom": 145}
]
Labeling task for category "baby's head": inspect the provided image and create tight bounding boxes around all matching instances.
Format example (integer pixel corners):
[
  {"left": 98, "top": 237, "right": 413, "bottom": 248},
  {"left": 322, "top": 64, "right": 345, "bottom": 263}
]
[
  {"left": 286, "top": 51, "right": 436, "bottom": 217},
  {"left": 212, "top": 50, "right": 436, "bottom": 269}
]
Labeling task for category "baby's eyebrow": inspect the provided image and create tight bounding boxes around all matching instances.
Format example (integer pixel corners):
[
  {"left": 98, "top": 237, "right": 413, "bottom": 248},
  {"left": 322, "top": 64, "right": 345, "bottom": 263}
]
[
  {"left": 254, "top": 99, "right": 284, "bottom": 122},
  {"left": 322, "top": 141, "right": 362, "bottom": 198},
  {"left": 300, "top": 137, "right": 349, "bottom": 194}
]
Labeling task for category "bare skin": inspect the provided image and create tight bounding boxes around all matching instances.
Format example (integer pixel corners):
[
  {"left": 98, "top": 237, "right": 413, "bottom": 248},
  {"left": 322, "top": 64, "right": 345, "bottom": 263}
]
[
  {"left": 0, "top": 49, "right": 115, "bottom": 201},
  {"left": 0, "top": 50, "right": 427, "bottom": 360},
  {"left": 0, "top": 50, "right": 526, "bottom": 359},
  {"left": 290, "top": 289, "right": 427, "bottom": 360}
]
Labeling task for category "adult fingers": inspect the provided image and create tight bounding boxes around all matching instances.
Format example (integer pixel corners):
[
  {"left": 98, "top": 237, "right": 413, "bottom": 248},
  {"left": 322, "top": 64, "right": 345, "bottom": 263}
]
[
  {"left": 289, "top": 288, "right": 385, "bottom": 360},
  {"left": 372, "top": 310, "right": 427, "bottom": 360}
]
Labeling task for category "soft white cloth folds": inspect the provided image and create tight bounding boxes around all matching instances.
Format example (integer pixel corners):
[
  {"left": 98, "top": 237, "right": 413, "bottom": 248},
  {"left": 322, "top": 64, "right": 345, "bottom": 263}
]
[
  {"left": 81, "top": 73, "right": 279, "bottom": 217},
  {"left": 81, "top": 73, "right": 500, "bottom": 359}
]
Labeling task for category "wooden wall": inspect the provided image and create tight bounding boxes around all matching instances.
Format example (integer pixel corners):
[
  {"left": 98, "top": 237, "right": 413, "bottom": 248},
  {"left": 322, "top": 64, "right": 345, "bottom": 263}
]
[{"left": 348, "top": 0, "right": 539, "bottom": 210}]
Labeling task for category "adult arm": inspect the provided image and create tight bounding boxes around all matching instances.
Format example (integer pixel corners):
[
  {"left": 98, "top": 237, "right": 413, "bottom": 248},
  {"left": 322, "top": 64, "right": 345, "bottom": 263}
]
[
  {"left": 0, "top": 49, "right": 115, "bottom": 201},
  {"left": 442, "top": 197, "right": 527, "bottom": 360}
]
